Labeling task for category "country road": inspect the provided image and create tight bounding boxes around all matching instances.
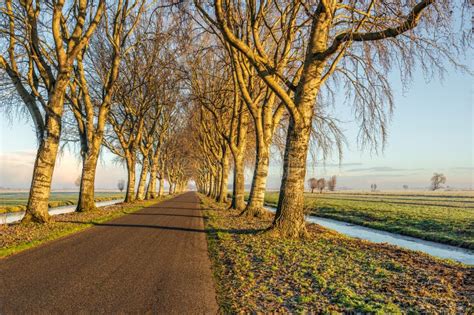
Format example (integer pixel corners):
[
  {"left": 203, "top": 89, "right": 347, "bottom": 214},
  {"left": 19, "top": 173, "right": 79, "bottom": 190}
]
[{"left": 0, "top": 192, "right": 218, "bottom": 314}]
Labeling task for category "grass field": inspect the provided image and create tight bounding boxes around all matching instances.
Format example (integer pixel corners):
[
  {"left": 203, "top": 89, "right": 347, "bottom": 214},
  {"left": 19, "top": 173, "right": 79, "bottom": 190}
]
[
  {"left": 202, "top": 196, "right": 473, "bottom": 313},
  {"left": 0, "top": 192, "right": 124, "bottom": 213},
  {"left": 263, "top": 191, "right": 474, "bottom": 249}
]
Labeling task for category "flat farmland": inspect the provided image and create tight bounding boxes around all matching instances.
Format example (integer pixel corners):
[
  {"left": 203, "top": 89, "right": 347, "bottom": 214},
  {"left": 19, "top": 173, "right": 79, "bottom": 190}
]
[
  {"left": 264, "top": 191, "right": 474, "bottom": 249},
  {"left": 0, "top": 191, "right": 124, "bottom": 213}
]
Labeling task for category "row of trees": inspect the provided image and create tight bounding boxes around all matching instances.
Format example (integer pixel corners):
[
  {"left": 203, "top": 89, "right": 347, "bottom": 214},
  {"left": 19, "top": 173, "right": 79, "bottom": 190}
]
[
  {"left": 0, "top": 1, "right": 194, "bottom": 223},
  {"left": 191, "top": 0, "right": 467, "bottom": 237},
  {"left": 308, "top": 176, "right": 337, "bottom": 193},
  {"left": 1, "top": 1, "right": 468, "bottom": 238}
]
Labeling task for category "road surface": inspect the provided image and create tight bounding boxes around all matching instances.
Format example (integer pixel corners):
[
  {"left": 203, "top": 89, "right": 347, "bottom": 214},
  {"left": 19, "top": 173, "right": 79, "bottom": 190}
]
[{"left": 0, "top": 192, "right": 218, "bottom": 314}]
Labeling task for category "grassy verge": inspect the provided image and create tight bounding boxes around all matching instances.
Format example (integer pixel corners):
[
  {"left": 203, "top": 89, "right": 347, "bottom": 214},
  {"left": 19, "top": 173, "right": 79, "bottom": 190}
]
[
  {"left": 201, "top": 196, "right": 473, "bottom": 313},
  {"left": 0, "top": 196, "right": 170, "bottom": 258},
  {"left": 262, "top": 192, "right": 474, "bottom": 249},
  {"left": 0, "top": 193, "right": 124, "bottom": 213}
]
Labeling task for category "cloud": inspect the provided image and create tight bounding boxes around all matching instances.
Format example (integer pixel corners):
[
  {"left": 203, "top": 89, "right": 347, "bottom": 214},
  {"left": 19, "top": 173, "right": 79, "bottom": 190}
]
[
  {"left": 307, "top": 162, "right": 364, "bottom": 168},
  {"left": 346, "top": 166, "right": 406, "bottom": 172},
  {"left": 0, "top": 150, "right": 127, "bottom": 189},
  {"left": 0, "top": 151, "right": 36, "bottom": 188},
  {"left": 451, "top": 167, "right": 474, "bottom": 171}
]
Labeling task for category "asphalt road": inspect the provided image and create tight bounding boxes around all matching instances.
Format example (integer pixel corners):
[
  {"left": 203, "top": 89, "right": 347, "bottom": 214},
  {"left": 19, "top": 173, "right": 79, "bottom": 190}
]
[{"left": 0, "top": 192, "right": 218, "bottom": 314}]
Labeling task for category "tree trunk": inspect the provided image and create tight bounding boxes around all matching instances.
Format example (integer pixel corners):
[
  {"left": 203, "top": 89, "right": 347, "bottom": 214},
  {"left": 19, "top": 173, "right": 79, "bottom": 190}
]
[
  {"left": 146, "top": 172, "right": 156, "bottom": 199},
  {"left": 22, "top": 133, "right": 60, "bottom": 223},
  {"left": 217, "top": 149, "right": 229, "bottom": 203},
  {"left": 241, "top": 146, "right": 269, "bottom": 217},
  {"left": 270, "top": 119, "right": 311, "bottom": 237},
  {"left": 22, "top": 77, "right": 68, "bottom": 224},
  {"left": 125, "top": 156, "right": 136, "bottom": 203},
  {"left": 230, "top": 154, "right": 245, "bottom": 211},
  {"left": 76, "top": 148, "right": 99, "bottom": 212},
  {"left": 158, "top": 177, "right": 164, "bottom": 196},
  {"left": 208, "top": 173, "right": 214, "bottom": 198},
  {"left": 136, "top": 155, "right": 149, "bottom": 200},
  {"left": 146, "top": 154, "right": 158, "bottom": 199}
]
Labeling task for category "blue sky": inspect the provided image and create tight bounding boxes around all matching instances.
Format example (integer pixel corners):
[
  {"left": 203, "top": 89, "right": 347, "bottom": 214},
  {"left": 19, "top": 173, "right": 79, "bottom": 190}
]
[{"left": 1, "top": 58, "right": 473, "bottom": 190}]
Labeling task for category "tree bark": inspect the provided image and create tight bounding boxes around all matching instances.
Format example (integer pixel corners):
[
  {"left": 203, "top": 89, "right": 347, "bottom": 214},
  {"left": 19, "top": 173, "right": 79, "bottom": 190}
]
[
  {"left": 22, "top": 132, "right": 59, "bottom": 223},
  {"left": 76, "top": 149, "right": 99, "bottom": 212},
  {"left": 125, "top": 156, "right": 136, "bottom": 203},
  {"left": 168, "top": 182, "right": 173, "bottom": 195},
  {"left": 217, "top": 149, "right": 229, "bottom": 203},
  {"left": 241, "top": 146, "right": 269, "bottom": 217},
  {"left": 230, "top": 153, "right": 245, "bottom": 211},
  {"left": 158, "top": 177, "right": 164, "bottom": 196},
  {"left": 146, "top": 152, "right": 159, "bottom": 199},
  {"left": 22, "top": 76, "right": 68, "bottom": 223},
  {"left": 271, "top": 119, "right": 311, "bottom": 237},
  {"left": 136, "top": 155, "right": 149, "bottom": 200}
]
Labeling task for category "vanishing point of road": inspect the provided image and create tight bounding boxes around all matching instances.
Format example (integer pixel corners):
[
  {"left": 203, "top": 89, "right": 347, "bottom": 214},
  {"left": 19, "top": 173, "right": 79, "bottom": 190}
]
[{"left": 0, "top": 192, "right": 219, "bottom": 314}]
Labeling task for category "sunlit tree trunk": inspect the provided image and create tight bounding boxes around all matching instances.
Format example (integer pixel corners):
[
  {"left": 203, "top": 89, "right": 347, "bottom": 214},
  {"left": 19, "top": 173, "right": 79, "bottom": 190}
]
[
  {"left": 230, "top": 153, "right": 245, "bottom": 211},
  {"left": 136, "top": 155, "right": 149, "bottom": 200},
  {"left": 272, "top": 60, "right": 320, "bottom": 237},
  {"left": 146, "top": 150, "right": 160, "bottom": 199},
  {"left": 22, "top": 77, "right": 68, "bottom": 223},
  {"left": 272, "top": 119, "right": 311, "bottom": 237},
  {"left": 125, "top": 155, "right": 136, "bottom": 203},
  {"left": 158, "top": 177, "right": 164, "bottom": 196},
  {"left": 76, "top": 146, "right": 100, "bottom": 212},
  {"left": 241, "top": 108, "right": 275, "bottom": 217},
  {"left": 217, "top": 148, "right": 229, "bottom": 203}
]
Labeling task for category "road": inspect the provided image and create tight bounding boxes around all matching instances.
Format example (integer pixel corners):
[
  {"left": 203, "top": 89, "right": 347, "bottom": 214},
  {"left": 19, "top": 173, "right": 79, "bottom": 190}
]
[{"left": 0, "top": 192, "right": 218, "bottom": 314}]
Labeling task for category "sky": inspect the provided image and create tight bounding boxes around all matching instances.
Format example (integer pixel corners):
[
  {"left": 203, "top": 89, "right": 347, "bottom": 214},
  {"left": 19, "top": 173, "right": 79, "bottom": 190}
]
[{"left": 1, "top": 60, "right": 473, "bottom": 191}]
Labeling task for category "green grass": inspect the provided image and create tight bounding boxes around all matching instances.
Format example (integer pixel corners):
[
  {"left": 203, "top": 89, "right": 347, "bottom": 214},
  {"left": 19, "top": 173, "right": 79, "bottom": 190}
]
[
  {"left": 0, "top": 191, "right": 124, "bottom": 213},
  {"left": 201, "top": 195, "right": 473, "bottom": 313},
  {"left": 0, "top": 197, "right": 169, "bottom": 258},
  {"left": 262, "top": 191, "right": 474, "bottom": 249}
]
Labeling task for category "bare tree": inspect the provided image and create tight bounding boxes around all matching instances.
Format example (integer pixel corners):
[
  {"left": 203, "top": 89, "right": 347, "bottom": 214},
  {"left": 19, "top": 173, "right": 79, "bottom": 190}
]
[
  {"left": 308, "top": 178, "right": 318, "bottom": 193},
  {"left": 1, "top": 0, "right": 105, "bottom": 223},
  {"left": 196, "top": 0, "right": 469, "bottom": 237},
  {"left": 371, "top": 184, "right": 378, "bottom": 192},
  {"left": 68, "top": 0, "right": 146, "bottom": 212},
  {"left": 117, "top": 179, "right": 125, "bottom": 193},
  {"left": 327, "top": 175, "right": 337, "bottom": 191},
  {"left": 316, "top": 178, "right": 326, "bottom": 194},
  {"left": 430, "top": 173, "right": 446, "bottom": 191},
  {"left": 74, "top": 176, "right": 81, "bottom": 188}
]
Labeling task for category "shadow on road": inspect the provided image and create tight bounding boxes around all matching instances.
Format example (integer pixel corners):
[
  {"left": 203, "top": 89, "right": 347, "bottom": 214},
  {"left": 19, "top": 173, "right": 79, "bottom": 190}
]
[
  {"left": 67, "top": 220, "right": 262, "bottom": 235},
  {"left": 129, "top": 213, "right": 204, "bottom": 219}
]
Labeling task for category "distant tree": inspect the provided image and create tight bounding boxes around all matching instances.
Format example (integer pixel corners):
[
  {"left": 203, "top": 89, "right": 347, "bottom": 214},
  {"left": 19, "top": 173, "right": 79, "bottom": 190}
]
[
  {"left": 371, "top": 184, "right": 378, "bottom": 192},
  {"left": 74, "top": 176, "right": 81, "bottom": 188},
  {"left": 308, "top": 178, "right": 318, "bottom": 193},
  {"left": 430, "top": 173, "right": 446, "bottom": 191},
  {"left": 403, "top": 185, "right": 409, "bottom": 190},
  {"left": 327, "top": 176, "right": 337, "bottom": 191},
  {"left": 317, "top": 178, "right": 326, "bottom": 194},
  {"left": 117, "top": 180, "right": 125, "bottom": 193}
]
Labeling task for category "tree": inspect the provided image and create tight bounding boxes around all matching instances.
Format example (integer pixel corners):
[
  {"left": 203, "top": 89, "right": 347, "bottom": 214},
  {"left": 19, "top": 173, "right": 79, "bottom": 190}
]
[
  {"left": 371, "top": 184, "right": 378, "bottom": 192},
  {"left": 327, "top": 176, "right": 337, "bottom": 191},
  {"left": 117, "top": 180, "right": 125, "bottom": 192},
  {"left": 316, "top": 178, "right": 326, "bottom": 194},
  {"left": 74, "top": 176, "right": 81, "bottom": 188},
  {"left": 1, "top": 0, "right": 105, "bottom": 223},
  {"left": 68, "top": 0, "right": 146, "bottom": 212},
  {"left": 403, "top": 185, "right": 409, "bottom": 190},
  {"left": 308, "top": 178, "right": 318, "bottom": 193},
  {"left": 430, "top": 173, "right": 446, "bottom": 191},
  {"left": 196, "top": 0, "right": 468, "bottom": 237}
]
